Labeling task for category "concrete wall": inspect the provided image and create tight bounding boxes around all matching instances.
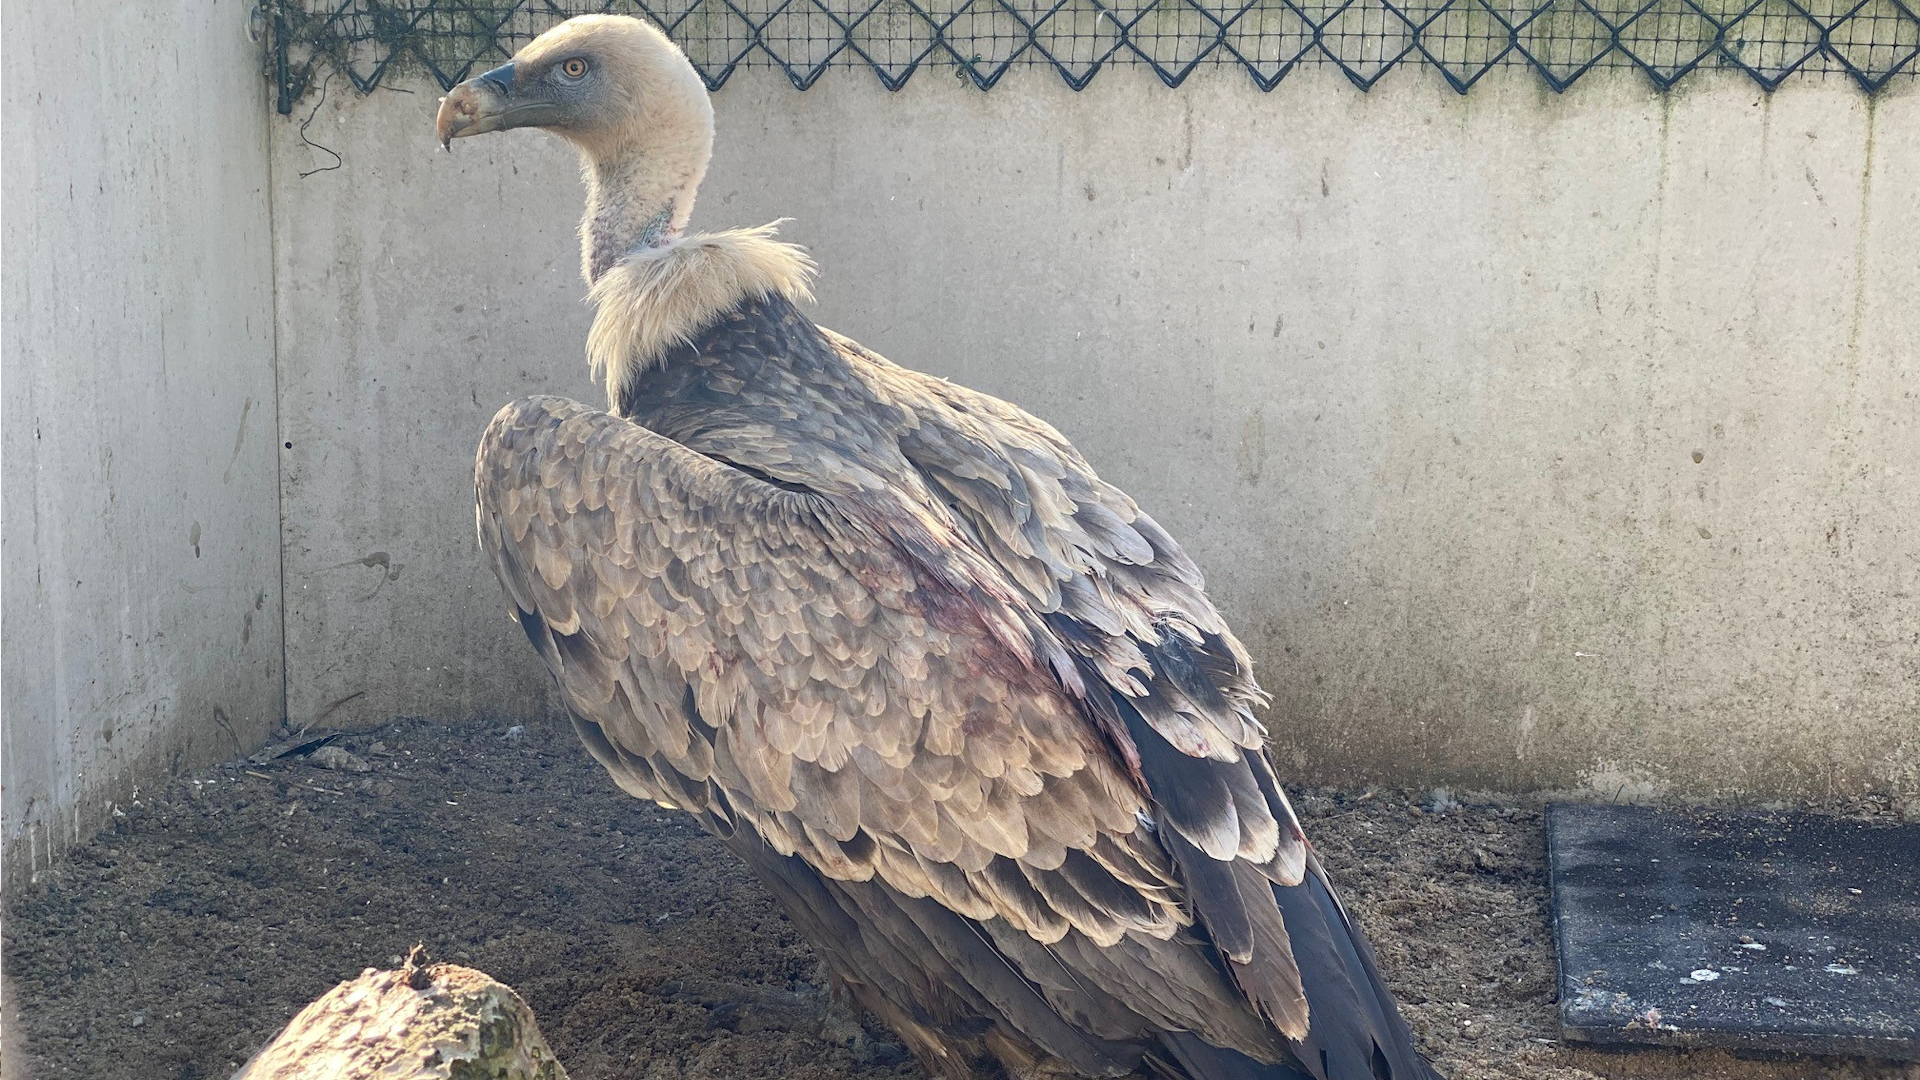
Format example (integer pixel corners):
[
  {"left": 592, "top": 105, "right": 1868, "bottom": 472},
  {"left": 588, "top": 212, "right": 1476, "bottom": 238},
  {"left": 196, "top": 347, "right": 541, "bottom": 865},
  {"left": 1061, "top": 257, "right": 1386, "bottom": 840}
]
[
  {"left": 271, "top": 64, "right": 1918, "bottom": 802},
  {"left": 2, "top": 0, "right": 283, "bottom": 885}
]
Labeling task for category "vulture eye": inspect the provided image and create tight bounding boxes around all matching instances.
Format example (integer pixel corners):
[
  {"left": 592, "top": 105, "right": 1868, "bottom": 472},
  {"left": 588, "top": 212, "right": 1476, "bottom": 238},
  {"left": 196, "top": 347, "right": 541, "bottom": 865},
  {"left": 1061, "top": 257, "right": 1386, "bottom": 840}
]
[{"left": 559, "top": 57, "right": 590, "bottom": 80}]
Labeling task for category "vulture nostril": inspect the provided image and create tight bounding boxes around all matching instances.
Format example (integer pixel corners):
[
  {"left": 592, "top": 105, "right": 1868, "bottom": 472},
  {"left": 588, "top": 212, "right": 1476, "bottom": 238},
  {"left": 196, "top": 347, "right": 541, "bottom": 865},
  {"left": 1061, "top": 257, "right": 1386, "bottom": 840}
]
[{"left": 477, "top": 62, "right": 516, "bottom": 98}]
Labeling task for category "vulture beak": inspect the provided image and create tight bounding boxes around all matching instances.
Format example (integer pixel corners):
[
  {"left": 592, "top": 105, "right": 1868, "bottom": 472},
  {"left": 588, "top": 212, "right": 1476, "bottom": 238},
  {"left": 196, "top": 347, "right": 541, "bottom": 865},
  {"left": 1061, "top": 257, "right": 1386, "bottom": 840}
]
[{"left": 435, "top": 63, "right": 565, "bottom": 149}]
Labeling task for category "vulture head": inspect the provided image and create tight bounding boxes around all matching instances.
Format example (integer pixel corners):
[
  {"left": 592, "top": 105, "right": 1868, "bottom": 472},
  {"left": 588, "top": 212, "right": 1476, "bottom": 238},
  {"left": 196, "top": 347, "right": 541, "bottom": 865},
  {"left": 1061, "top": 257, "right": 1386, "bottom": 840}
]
[{"left": 436, "top": 16, "right": 715, "bottom": 283}]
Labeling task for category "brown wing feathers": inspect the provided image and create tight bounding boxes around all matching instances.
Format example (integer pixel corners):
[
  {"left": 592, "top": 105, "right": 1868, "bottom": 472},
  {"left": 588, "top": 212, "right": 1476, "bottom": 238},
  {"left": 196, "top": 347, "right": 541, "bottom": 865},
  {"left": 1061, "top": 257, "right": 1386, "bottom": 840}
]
[
  {"left": 480, "top": 302, "right": 1438, "bottom": 1078},
  {"left": 477, "top": 395, "right": 1192, "bottom": 955},
  {"left": 855, "top": 342, "right": 1436, "bottom": 1078}
]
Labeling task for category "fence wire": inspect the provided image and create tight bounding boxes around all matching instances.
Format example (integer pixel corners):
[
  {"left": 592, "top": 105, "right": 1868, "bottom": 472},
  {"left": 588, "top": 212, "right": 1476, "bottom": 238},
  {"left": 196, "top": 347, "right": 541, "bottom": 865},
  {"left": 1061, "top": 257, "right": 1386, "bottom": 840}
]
[{"left": 268, "top": 0, "right": 1919, "bottom": 109}]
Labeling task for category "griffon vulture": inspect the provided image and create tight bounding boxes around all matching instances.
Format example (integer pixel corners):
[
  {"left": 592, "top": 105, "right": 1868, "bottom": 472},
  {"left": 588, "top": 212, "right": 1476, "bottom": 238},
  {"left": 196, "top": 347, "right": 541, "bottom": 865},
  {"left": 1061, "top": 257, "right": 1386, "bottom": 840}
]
[{"left": 436, "top": 16, "right": 1441, "bottom": 1080}]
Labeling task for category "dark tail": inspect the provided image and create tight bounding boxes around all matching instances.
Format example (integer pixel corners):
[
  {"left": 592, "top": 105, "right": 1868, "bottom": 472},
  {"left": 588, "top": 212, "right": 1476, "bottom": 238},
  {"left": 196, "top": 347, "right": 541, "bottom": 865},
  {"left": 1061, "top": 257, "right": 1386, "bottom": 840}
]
[{"left": 1156, "top": 852, "right": 1445, "bottom": 1080}]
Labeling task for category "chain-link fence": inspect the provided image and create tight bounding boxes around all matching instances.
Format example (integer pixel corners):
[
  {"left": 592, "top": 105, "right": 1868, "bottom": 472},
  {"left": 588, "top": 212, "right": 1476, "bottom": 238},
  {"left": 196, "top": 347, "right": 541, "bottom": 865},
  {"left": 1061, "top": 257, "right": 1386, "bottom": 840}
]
[{"left": 267, "top": 0, "right": 1918, "bottom": 110}]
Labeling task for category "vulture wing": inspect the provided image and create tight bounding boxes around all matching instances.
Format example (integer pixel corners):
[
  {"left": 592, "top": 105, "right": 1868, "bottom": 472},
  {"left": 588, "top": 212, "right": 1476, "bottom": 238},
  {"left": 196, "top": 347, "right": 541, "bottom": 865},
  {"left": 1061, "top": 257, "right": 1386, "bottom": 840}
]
[
  {"left": 833, "top": 331, "right": 1440, "bottom": 1080},
  {"left": 476, "top": 395, "right": 1301, "bottom": 1074},
  {"left": 481, "top": 348, "right": 1436, "bottom": 1077}
]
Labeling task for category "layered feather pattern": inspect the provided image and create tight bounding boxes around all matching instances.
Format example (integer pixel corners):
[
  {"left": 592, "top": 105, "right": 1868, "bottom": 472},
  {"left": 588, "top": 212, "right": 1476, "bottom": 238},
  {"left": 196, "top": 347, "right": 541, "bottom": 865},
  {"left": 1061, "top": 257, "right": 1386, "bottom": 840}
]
[{"left": 477, "top": 234, "right": 1439, "bottom": 1080}]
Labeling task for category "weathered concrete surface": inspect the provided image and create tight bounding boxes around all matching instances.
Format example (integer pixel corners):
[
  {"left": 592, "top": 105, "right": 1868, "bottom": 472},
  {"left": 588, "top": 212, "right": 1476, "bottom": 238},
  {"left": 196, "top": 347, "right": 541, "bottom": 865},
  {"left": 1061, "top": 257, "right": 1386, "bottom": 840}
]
[
  {"left": 2, "top": 0, "right": 283, "bottom": 885},
  {"left": 270, "top": 87, "right": 596, "bottom": 734},
  {"left": 269, "top": 64, "right": 1918, "bottom": 800}
]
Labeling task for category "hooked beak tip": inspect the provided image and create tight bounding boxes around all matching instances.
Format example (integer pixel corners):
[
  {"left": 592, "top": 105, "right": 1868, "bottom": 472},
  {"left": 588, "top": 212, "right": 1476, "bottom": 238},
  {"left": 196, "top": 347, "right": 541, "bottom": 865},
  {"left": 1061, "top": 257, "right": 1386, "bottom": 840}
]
[
  {"left": 433, "top": 82, "right": 491, "bottom": 150},
  {"left": 433, "top": 63, "right": 517, "bottom": 151}
]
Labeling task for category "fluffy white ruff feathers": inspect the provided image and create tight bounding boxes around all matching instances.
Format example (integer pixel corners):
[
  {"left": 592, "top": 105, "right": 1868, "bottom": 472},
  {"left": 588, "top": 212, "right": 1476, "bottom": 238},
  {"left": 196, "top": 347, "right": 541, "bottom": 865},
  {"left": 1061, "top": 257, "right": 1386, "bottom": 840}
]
[{"left": 586, "top": 223, "right": 816, "bottom": 408}]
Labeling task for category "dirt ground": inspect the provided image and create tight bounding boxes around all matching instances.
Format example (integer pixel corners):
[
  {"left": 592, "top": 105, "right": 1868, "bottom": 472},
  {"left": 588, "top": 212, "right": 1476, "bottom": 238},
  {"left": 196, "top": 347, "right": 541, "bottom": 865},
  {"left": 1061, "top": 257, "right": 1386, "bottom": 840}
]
[{"left": 5, "top": 717, "right": 1913, "bottom": 1080}]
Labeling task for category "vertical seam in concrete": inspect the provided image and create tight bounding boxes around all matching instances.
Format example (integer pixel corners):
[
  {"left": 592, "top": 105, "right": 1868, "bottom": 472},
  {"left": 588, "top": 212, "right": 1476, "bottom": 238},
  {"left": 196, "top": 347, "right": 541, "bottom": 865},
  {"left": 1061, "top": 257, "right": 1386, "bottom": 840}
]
[
  {"left": 262, "top": 69, "right": 291, "bottom": 729},
  {"left": 1845, "top": 96, "right": 1875, "bottom": 375}
]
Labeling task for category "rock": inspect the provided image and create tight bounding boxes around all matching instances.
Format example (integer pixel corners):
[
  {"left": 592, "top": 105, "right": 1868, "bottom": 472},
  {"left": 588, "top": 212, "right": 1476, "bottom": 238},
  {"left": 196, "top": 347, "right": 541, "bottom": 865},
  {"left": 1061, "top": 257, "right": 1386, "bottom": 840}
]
[
  {"left": 307, "top": 746, "right": 373, "bottom": 774},
  {"left": 231, "top": 962, "right": 567, "bottom": 1079}
]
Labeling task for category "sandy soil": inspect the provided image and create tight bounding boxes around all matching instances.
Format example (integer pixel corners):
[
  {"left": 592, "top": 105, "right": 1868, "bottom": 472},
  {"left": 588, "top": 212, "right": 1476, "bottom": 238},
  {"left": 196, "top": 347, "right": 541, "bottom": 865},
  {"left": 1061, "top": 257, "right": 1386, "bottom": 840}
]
[{"left": 5, "top": 717, "right": 1912, "bottom": 1080}]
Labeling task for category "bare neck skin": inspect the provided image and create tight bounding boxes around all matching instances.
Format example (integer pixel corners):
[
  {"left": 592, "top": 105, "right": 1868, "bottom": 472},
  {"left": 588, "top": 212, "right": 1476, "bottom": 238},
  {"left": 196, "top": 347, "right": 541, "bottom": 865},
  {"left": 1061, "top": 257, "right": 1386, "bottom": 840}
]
[{"left": 579, "top": 142, "right": 705, "bottom": 284}]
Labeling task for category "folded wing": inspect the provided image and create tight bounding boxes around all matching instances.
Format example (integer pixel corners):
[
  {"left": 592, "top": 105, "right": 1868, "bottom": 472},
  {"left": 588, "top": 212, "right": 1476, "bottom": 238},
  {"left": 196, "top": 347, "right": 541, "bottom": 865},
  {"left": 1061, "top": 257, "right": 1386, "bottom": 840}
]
[
  {"left": 478, "top": 390, "right": 1433, "bottom": 1080},
  {"left": 840, "top": 337, "right": 1437, "bottom": 1079}
]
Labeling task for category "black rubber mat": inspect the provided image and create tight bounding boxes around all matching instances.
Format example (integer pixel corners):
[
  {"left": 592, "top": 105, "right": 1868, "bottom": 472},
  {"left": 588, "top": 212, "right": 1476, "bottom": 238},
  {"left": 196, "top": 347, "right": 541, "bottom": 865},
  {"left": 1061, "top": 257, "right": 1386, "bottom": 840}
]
[{"left": 1547, "top": 802, "right": 1920, "bottom": 1061}]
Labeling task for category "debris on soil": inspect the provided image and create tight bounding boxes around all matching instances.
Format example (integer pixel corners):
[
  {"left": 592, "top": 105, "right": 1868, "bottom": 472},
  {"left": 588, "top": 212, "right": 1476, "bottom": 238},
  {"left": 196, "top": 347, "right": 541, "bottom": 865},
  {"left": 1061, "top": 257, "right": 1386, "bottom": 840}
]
[
  {"left": 248, "top": 731, "right": 342, "bottom": 765},
  {"left": 5, "top": 718, "right": 1912, "bottom": 1080},
  {"left": 305, "top": 746, "right": 373, "bottom": 773}
]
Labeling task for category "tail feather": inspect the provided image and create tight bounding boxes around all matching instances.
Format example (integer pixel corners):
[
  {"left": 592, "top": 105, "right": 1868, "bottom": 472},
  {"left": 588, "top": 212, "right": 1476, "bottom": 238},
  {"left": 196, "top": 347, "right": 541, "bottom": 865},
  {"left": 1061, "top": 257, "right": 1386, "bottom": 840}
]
[
  {"left": 1153, "top": 1031, "right": 1317, "bottom": 1080},
  {"left": 1264, "top": 852, "right": 1443, "bottom": 1080},
  {"left": 1156, "top": 849, "right": 1446, "bottom": 1080}
]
